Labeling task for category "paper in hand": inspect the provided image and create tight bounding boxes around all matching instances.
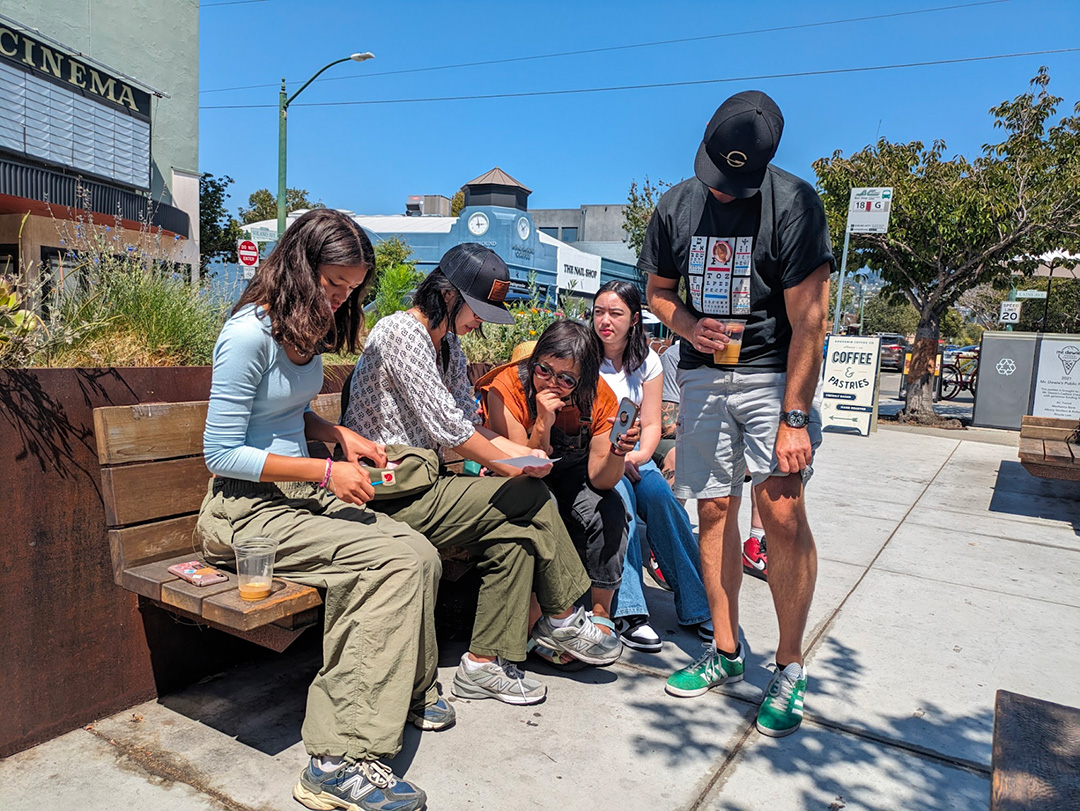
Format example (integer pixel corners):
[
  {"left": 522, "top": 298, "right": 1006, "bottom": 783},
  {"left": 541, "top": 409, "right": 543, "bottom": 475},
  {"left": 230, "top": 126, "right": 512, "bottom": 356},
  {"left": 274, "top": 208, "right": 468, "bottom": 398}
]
[{"left": 493, "top": 456, "right": 560, "bottom": 469}]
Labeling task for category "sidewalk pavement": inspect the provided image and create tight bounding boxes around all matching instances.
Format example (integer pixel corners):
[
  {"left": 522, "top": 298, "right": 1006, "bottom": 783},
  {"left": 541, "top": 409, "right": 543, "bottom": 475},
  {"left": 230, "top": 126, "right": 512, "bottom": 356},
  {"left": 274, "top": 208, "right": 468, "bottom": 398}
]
[{"left": 3, "top": 426, "right": 1078, "bottom": 810}]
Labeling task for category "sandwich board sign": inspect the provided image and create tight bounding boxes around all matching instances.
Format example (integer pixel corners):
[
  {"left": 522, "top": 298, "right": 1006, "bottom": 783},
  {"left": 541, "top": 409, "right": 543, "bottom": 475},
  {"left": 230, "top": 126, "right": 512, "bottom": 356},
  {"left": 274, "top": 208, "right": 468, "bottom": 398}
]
[{"left": 821, "top": 335, "right": 881, "bottom": 436}]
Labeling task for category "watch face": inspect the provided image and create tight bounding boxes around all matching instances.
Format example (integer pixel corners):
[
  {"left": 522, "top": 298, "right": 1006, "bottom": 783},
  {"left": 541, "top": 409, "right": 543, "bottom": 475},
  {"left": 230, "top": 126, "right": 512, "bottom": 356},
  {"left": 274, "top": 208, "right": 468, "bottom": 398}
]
[
  {"left": 467, "top": 212, "right": 489, "bottom": 236},
  {"left": 516, "top": 216, "right": 531, "bottom": 240},
  {"left": 784, "top": 410, "right": 810, "bottom": 428}
]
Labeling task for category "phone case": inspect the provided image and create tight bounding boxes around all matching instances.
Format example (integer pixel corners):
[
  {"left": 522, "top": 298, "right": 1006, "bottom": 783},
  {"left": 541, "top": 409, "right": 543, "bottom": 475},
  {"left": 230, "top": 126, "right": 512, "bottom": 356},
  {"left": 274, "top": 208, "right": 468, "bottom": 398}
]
[
  {"left": 609, "top": 397, "right": 640, "bottom": 444},
  {"left": 167, "top": 560, "right": 229, "bottom": 587}
]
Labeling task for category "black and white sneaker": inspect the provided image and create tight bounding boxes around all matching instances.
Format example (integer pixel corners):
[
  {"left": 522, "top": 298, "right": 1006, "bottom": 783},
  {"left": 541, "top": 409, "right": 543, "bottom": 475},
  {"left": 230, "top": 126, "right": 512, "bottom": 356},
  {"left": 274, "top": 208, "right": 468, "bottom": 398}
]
[{"left": 614, "top": 615, "right": 663, "bottom": 653}]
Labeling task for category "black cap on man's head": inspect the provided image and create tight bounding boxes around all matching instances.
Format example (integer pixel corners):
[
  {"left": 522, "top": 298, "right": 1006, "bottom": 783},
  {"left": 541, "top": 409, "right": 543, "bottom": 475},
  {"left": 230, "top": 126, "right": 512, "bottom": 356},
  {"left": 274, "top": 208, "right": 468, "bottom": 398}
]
[
  {"left": 694, "top": 90, "right": 784, "bottom": 198},
  {"left": 438, "top": 243, "right": 515, "bottom": 325}
]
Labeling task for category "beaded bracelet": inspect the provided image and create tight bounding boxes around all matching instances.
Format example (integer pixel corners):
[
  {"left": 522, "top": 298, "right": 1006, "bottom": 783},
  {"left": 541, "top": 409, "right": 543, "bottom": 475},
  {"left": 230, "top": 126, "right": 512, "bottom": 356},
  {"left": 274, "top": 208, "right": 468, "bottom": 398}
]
[{"left": 319, "top": 457, "right": 333, "bottom": 489}]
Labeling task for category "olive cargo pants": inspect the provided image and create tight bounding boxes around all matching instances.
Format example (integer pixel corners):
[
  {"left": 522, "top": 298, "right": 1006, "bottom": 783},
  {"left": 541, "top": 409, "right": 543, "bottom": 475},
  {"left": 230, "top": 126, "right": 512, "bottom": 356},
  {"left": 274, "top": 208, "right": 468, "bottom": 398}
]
[
  {"left": 373, "top": 473, "right": 592, "bottom": 661},
  {"left": 197, "top": 478, "right": 440, "bottom": 762}
]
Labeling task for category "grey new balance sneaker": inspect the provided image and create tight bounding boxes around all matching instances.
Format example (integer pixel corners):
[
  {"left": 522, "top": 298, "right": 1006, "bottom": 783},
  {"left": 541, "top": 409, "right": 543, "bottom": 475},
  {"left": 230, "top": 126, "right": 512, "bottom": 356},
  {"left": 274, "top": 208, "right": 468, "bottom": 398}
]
[
  {"left": 451, "top": 654, "right": 547, "bottom": 705},
  {"left": 293, "top": 758, "right": 426, "bottom": 811},
  {"left": 531, "top": 606, "right": 623, "bottom": 666}
]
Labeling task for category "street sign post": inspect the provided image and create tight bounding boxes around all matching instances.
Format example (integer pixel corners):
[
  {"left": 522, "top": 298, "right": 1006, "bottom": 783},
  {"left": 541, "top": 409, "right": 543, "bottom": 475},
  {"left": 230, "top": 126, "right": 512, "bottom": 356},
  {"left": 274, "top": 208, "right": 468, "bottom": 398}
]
[
  {"left": 999, "top": 300, "right": 1022, "bottom": 324},
  {"left": 246, "top": 226, "right": 277, "bottom": 243},
  {"left": 1015, "top": 289, "right": 1048, "bottom": 300},
  {"left": 237, "top": 239, "right": 260, "bottom": 280},
  {"left": 833, "top": 187, "right": 894, "bottom": 334}
]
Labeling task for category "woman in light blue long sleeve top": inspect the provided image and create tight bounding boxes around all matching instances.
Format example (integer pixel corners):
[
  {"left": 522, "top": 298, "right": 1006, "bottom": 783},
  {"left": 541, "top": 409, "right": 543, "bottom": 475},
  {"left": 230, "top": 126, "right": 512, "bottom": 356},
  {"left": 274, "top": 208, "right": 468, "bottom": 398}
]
[{"left": 195, "top": 209, "right": 436, "bottom": 811}]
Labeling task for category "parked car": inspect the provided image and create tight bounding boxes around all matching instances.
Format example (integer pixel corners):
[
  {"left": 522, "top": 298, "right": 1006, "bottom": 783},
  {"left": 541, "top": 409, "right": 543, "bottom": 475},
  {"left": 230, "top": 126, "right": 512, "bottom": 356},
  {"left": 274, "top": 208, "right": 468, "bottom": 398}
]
[
  {"left": 943, "top": 344, "right": 980, "bottom": 364},
  {"left": 876, "top": 333, "right": 910, "bottom": 371}
]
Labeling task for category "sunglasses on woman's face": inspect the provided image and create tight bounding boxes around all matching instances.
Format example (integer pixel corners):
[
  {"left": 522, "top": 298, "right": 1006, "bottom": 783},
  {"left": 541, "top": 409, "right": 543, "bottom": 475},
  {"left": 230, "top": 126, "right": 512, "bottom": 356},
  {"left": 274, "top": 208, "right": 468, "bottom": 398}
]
[{"left": 533, "top": 361, "right": 578, "bottom": 390}]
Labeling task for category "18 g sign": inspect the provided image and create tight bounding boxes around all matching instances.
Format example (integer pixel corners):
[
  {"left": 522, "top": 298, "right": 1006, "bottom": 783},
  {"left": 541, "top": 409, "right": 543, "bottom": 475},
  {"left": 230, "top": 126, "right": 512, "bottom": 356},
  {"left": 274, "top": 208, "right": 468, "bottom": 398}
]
[{"left": 999, "top": 301, "right": 1022, "bottom": 324}]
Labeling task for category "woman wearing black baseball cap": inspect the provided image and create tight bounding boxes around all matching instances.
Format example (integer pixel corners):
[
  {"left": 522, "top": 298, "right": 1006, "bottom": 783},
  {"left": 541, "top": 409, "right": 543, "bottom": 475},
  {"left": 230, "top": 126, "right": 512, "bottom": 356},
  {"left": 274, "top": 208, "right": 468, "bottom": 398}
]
[{"left": 343, "top": 243, "right": 614, "bottom": 709}]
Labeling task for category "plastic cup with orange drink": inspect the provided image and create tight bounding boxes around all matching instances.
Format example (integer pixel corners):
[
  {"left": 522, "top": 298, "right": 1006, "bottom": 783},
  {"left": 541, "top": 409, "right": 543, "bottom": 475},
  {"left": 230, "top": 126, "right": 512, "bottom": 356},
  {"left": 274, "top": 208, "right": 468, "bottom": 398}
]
[
  {"left": 233, "top": 536, "right": 279, "bottom": 600},
  {"left": 713, "top": 320, "right": 746, "bottom": 365}
]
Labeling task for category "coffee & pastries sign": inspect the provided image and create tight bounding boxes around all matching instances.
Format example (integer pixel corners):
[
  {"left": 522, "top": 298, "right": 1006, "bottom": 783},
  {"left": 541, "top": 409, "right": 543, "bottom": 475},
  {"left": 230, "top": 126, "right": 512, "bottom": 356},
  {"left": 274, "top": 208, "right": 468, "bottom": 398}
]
[{"left": 821, "top": 335, "right": 881, "bottom": 436}]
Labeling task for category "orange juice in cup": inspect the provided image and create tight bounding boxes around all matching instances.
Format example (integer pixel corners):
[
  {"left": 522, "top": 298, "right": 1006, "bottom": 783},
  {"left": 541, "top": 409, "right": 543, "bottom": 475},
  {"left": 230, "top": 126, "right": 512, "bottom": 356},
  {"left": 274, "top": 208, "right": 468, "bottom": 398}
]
[{"left": 713, "top": 321, "right": 746, "bottom": 365}]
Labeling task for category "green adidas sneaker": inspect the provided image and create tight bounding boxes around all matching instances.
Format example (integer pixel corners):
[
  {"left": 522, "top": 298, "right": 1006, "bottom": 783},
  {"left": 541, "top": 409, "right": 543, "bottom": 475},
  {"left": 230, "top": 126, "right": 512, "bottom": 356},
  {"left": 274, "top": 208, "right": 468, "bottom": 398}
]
[
  {"left": 665, "top": 642, "right": 744, "bottom": 697},
  {"left": 756, "top": 662, "right": 807, "bottom": 737}
]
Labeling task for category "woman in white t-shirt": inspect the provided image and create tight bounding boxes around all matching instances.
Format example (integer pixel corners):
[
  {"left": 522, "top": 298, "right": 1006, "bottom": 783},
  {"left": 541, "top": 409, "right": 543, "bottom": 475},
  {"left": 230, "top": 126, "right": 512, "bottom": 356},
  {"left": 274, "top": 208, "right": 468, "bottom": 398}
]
[{"left": 593, "top": 281, "right": 712, "bottom": 651}]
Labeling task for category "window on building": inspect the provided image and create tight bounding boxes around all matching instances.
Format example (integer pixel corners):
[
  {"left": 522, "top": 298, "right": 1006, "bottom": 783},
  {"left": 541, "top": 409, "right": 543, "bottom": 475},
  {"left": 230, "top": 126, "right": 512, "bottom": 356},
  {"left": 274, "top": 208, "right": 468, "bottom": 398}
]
[
  {"left": 539, "top": 227, "right": 559, "bottom": 238},
  {"left": 561, "top": 227, "right": 578, "bottom": 242}
]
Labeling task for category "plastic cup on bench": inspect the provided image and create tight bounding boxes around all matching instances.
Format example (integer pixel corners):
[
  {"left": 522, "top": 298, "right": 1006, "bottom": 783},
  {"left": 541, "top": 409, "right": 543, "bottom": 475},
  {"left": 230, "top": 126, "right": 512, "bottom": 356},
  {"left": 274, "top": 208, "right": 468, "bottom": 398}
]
[{"left": 233, "top": 537, "right": 279, "bottom": 601}]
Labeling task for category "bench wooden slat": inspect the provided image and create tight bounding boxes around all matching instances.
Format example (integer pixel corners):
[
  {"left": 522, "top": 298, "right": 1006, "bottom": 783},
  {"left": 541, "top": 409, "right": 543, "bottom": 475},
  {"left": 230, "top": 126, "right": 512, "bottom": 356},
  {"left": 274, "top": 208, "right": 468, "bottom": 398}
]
[
  {"left": 161, "top": 577, "right": 239, "bottom": 616},
  {"left": 1044, "top": 440, "right": 1074, "bottom": 465},
  {"left": 1021, "top": 426, "right": 1076, "bottom": 441},
  {"left": 202, "top": 580, "right": 323, "bottom": 631},
  {"left": 1017, "top": 437, "right": 1044, "bottom": 463},
  {"left": 101, "top": 456, "right": 209, "bottom": 527},
  {"left": 94, "top": 393, "right": 341, "bottom": 465},
  {"left": 94, "top": 401, "right": 209, "bottom": 465},
  {"left": 120, "top": 557, "right": 186, "bottom": 601},
  {"left": 108, "top": 514, "right": 200, "bottom": 580},
  {"left": 1020, "top": 415, "right": 1077, "bottom": 428},
  {"left": 1021, "top": 461, "right": 1080, "bottom": 482},
  {"left": 992, "top": 689, "right": 1080, "bottom": 811}
]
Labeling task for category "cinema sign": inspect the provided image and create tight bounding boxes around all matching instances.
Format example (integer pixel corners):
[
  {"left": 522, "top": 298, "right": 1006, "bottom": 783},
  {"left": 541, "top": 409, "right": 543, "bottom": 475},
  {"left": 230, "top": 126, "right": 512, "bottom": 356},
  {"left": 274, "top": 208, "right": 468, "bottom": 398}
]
[{"left": 0, "top": 26, "right": 151, "bottom": 120}]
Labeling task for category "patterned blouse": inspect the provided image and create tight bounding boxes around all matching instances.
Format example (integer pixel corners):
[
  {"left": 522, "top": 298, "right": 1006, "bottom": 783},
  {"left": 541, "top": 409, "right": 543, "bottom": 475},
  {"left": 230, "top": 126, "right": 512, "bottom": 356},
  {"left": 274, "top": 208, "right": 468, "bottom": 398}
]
[{"left": 343, "top": 311, "right": 478, "bottom": 454}]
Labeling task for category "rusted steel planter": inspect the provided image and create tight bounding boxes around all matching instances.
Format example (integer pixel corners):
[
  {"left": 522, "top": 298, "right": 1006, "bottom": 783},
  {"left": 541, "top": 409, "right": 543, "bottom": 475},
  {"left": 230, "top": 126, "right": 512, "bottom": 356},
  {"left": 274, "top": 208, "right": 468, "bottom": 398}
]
[{"left": 0, "top": 366, "right": 349, "bottom": 758}]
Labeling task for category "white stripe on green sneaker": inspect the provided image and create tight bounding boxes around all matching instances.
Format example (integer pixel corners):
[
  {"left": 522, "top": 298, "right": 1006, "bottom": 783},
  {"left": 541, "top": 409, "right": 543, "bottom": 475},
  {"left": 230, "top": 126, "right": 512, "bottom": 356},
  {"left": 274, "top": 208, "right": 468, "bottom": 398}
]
[
  {"left": 756, "top": 662, "right": 807, "bottom": 737},
  {"left": 665, "top": 643, "right": 744, "bottom": 697}
]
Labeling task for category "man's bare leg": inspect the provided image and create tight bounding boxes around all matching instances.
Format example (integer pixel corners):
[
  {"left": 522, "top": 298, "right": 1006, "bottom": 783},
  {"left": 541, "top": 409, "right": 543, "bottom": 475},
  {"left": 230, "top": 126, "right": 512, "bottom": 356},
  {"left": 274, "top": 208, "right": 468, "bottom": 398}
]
[
  {"left": 698, "top": 494, "right": 744, "bottom": 653},
  {"left": 756, "top": 475, "right": 816, "bottom": 666}
]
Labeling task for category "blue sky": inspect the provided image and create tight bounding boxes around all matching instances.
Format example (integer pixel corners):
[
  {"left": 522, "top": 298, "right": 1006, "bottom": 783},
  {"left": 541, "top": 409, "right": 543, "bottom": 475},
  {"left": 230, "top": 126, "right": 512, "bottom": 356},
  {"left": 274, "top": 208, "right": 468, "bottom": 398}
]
[{"left": 198, "top": 0, "right": 1080, "bottom": 217}]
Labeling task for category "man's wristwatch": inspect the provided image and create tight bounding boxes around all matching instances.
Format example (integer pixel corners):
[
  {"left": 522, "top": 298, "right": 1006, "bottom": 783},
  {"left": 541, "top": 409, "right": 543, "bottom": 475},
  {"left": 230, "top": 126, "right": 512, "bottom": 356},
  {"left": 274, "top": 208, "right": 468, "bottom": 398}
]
[{"left": 781, "top": 409, "right": 810, "bottom": 429}]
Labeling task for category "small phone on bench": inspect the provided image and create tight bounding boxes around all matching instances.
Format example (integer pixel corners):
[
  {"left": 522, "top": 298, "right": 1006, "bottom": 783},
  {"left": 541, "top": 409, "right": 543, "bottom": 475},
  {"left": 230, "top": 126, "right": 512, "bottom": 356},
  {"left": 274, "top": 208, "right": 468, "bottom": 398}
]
[
  {"left": 609, "top": 397, "right": 640, "bottom": 445},
  {"left": 168, "top": 560, "right": 229, "bottom": 586}
]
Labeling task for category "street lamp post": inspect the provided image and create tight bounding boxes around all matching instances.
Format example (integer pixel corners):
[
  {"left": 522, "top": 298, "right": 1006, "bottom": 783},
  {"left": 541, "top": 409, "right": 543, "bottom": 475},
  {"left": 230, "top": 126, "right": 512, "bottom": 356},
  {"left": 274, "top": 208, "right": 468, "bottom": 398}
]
[{"left": 277, "top": 52, "right": 374, "bottom": 238}]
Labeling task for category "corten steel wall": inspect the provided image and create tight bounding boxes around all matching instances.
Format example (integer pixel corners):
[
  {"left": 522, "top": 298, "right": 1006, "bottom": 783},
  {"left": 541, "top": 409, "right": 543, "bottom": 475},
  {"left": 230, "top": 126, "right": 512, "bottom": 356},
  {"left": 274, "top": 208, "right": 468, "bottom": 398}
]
[{"left": 0, "top": 367, "right": 349, "bottom": 758}]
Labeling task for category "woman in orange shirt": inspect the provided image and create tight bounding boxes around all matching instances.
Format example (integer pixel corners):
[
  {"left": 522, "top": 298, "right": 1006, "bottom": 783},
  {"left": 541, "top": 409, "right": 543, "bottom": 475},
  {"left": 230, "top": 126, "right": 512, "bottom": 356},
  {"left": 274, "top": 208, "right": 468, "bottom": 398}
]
[{"left": 484, "top": 320, "right": 639, "bottom": 655}]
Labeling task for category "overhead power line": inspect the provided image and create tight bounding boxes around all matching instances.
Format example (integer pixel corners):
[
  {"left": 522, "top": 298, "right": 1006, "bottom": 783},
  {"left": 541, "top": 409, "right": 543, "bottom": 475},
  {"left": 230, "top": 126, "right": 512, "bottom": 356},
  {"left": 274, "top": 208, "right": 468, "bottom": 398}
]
[
  {"left": 199, "top": 47, "right": 1080, "bottom": 111},
  {"left": 199, "top": 0, "right": 1009, "bottom": 95}
]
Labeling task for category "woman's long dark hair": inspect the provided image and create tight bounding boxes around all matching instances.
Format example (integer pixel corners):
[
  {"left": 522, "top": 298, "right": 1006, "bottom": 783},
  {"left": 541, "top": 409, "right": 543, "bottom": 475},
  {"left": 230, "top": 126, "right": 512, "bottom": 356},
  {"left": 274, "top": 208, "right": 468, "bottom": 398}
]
[
  {"left": 593, "top": 280, "right": 648, "bottom": 375},
  {"left": 412, "top": 268, "right": 466, "bottom": 334},
  {"left": 234, "top": 208, "right": 374, "bottom": 356},
  {"left": 523, "top": 319, "right": 602, "bottom": 425}
]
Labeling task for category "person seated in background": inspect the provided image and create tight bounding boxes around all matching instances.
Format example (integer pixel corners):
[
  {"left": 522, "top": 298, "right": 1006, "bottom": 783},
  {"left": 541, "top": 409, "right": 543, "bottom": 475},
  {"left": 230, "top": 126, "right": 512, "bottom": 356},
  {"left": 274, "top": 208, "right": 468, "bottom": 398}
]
[
  {"left": 482, "top": 319, "right": 637, "bottom": 657},
  {"left": 592, "top": 281, "right": 713, "bottom": 652},
  {"left": 343, "top": 244, "right": 618, "bottom": 706}
]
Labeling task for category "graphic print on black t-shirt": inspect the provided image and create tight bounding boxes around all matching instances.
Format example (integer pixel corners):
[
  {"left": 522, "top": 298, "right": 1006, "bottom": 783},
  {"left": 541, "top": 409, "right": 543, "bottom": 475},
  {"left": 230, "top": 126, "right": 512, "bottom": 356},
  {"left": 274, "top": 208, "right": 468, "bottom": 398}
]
[
  {"left": 637, "top": 169, "right": 835, "bottom": 372},
  {"left": 688, "top": 236, "right": 754, "bottom": 317}
]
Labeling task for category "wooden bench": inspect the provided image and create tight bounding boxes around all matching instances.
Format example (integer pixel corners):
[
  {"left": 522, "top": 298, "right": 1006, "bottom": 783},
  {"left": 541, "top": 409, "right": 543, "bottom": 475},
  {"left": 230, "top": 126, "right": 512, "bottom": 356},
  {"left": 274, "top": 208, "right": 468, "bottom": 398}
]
[
  {"left": 93, "top": 395, "right": 343, "bottom": 652},
  {"left": 1018, "top": 416, "right": 1080, "bottom": 482},
  {"left": 992, "top": 689, "right": 1080, "bottom": 810}
]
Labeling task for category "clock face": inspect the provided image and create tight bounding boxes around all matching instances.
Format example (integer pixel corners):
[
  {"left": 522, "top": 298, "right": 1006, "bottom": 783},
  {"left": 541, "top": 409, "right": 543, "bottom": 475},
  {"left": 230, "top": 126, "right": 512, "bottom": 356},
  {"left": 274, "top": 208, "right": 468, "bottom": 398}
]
[
  {"left": 467, "top": 212, "right": 489, "bottom": 236},
  {"left": 516, "top": 216, "right": 531, "bottom": 241}
]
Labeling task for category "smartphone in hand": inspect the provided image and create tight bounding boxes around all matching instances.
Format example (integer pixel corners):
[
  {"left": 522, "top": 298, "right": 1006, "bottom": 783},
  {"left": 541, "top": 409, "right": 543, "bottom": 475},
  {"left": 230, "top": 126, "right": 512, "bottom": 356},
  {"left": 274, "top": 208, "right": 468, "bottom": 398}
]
[{"left": 609, "top": 397, "right": 640, "bottom": 445}]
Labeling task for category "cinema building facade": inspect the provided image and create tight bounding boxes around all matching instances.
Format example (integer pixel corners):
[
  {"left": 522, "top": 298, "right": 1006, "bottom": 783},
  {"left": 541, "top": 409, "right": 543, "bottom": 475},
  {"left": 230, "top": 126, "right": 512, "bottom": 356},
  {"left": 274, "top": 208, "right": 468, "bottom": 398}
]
[{"left": 0, "top": 3, "right": 199, "bottom": 293}]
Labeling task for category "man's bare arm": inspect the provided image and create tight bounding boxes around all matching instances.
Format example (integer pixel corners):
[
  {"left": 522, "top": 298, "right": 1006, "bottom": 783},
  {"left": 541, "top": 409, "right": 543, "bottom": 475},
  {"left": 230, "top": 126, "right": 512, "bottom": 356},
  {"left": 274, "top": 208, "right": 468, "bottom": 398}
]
[
  {"left": 660, "top": 401, "right": 679, "bottom": 438},
  {"left": 774, "top": 263, "right": 831, "bottom": 473},
  {"left": 647, "top": 274, "right": 729, "bottom": 355}
]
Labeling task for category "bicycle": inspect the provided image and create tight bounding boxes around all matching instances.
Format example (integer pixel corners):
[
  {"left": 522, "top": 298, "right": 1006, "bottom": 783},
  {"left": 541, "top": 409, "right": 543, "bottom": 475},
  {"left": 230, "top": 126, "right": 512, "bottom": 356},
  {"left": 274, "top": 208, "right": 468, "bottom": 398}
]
[{"left": 940, "top": 352, "right": 978, "bottom": 400}]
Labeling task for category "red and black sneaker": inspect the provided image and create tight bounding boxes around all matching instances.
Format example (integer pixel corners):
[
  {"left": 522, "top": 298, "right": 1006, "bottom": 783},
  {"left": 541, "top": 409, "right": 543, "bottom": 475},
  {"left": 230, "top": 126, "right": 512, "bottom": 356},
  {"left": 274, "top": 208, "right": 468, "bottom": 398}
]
[
  {"left": 742, "top": 535, "right": 768, "bottom": 581},
  {"left": 645, "top": 549, "right": 673, "bottom": 592}
]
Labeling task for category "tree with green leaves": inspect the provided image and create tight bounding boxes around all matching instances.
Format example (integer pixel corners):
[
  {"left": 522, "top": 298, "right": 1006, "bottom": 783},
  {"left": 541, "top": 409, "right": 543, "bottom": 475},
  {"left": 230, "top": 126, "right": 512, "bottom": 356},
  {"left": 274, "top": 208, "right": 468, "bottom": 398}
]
[
  {"left": 814, "top": 69, "right": 1080, "bottom": 423},
  {"left": 367, "top": 237, "right": 424, "bottom": 324},
  {"left": 238, "top": 187, "right": 325, "bottom": 225},
  {"left": 861, "top": 290, "right": 919, "bottom": 336},
  {"left": 450, "top": 190, "right": 465, "bottom": 217},
  {"left": 199, "top": 173, "right": 245, "bottom": 275},
  {"left": 623, "top": 176, "right": 671, "bottom": 257}
]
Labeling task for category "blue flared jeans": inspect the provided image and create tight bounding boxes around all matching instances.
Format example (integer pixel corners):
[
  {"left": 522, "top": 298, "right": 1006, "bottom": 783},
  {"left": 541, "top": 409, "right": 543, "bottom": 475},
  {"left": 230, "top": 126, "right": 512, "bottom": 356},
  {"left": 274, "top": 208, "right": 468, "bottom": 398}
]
[{"left": 611, "top": 459, "right": 711, "bottom": 626}]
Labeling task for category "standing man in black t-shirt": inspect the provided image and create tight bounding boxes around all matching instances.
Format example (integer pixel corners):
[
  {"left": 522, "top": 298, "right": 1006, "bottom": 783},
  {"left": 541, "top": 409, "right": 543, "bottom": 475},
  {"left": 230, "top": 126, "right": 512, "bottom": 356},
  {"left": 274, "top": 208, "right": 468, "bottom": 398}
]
[{"left": 642, "top": 90, "right": 832, "bottom": 738}]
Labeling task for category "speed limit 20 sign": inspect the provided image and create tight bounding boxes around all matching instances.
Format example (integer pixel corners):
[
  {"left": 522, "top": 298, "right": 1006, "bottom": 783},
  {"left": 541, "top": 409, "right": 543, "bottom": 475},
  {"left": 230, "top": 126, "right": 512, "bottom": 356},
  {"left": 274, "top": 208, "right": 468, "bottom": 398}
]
[{"left": 999, "top": 301, "right": 1022, "bottom": 324}]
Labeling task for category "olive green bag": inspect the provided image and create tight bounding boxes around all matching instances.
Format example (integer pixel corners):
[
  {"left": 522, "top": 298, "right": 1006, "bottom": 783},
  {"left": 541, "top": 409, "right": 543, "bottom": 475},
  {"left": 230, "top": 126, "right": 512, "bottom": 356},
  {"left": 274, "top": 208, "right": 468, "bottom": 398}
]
[{"left": 366, "top": 444, "right": 441, "bottom": 500}]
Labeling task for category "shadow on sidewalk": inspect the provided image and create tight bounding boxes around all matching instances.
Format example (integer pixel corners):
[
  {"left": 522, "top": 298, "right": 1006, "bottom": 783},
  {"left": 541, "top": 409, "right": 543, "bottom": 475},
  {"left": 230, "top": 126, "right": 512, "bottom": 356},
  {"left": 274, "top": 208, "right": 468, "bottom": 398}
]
[{"left": 990, "top": 460, "right": 1080, "bottom": 536}]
